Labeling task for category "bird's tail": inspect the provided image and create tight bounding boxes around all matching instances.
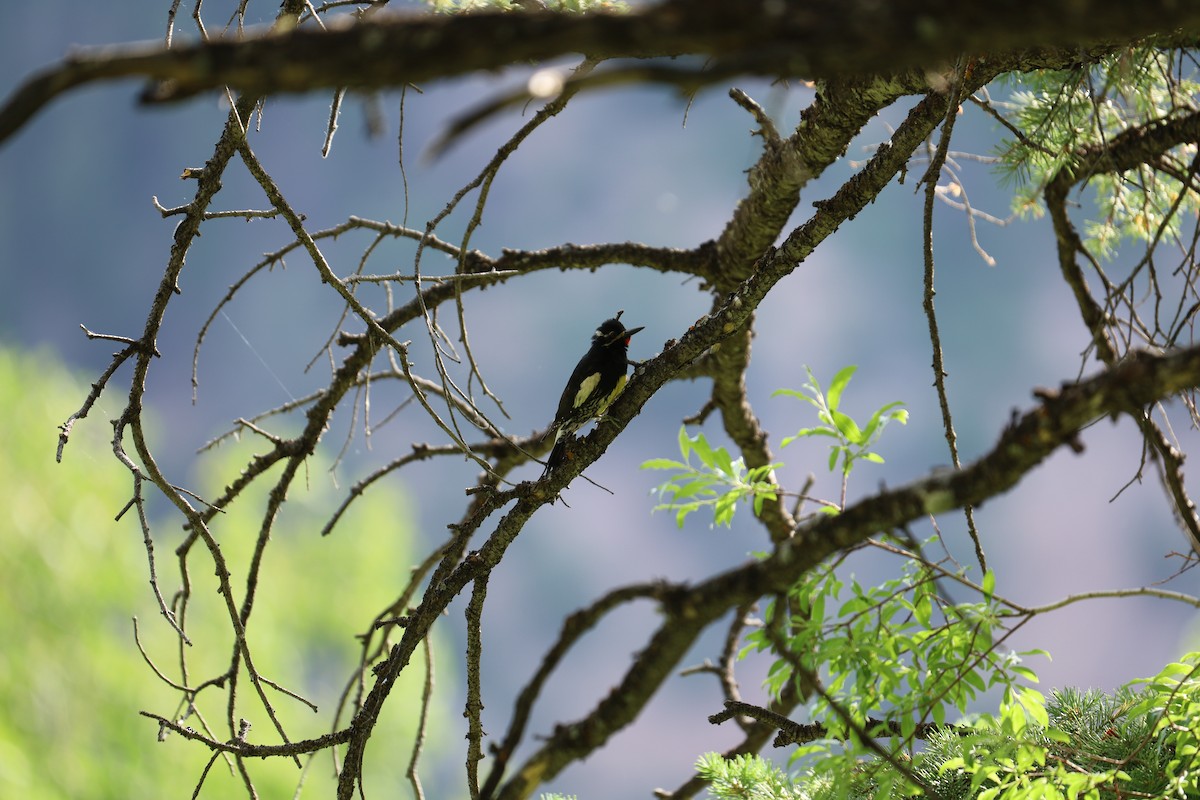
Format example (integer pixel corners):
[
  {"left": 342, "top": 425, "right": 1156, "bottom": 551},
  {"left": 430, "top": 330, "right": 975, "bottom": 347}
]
[{"left": 541, "top": 427, "right": 568, "bottom": 477}]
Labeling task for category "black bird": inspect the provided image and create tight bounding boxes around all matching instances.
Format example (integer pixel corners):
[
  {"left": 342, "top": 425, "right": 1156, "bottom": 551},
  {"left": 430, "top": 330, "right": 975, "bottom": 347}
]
[{"left": 544, "top": 311, "right": 644, "bottom": 472}]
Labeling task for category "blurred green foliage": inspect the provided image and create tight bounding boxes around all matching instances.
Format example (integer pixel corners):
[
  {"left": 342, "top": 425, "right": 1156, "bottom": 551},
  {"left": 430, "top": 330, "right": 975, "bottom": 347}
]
[
  {"left": 696, "top": 680, "right": 1200, "bottom": 800},
  {"left": 0, "top": 348, "right": 443, "bottom": 798},
  {"left": 998, "top": 48, "right": 1200, "bottom": 258}
]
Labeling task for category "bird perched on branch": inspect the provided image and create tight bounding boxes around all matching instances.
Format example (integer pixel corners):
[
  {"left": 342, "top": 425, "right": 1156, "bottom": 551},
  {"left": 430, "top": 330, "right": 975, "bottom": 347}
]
[{"left": 544, "top": 311, "right": 644, "bottom": 473}]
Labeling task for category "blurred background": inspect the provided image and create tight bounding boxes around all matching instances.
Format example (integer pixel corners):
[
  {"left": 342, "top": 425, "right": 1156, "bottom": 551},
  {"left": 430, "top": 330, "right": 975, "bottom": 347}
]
[{"left": 2, "top": 2, "right": 1199, "bottom": 798}]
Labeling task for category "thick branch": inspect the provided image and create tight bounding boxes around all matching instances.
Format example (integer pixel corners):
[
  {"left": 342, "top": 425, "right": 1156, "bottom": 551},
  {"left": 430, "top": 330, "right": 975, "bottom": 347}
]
[
  {"left": 714, "top": 74, "right": 918, "bottom": 285},
  {"left": 708, "top": 316, "right": 795, "bottom": 543},
  {"left": 4, "top": 0, "right": 1200, "bottom": 144}
]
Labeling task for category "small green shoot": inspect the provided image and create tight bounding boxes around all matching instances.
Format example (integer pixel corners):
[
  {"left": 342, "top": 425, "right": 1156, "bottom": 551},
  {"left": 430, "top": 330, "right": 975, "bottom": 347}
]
[
  {"left": 641, "top": 426, "right": 780, "bottom": 529},
  {"left": 773, "top": 365, "right": 907, "bottom": 509}
]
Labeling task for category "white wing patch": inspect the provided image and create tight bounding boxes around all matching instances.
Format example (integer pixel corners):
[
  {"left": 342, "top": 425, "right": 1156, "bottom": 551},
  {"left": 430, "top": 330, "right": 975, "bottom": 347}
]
[
  {"left": 599, "top": 374, "right": 627, "bottom": 414},
  {"left": 574, "top": 372, "right": 601, "bottom": 408}
]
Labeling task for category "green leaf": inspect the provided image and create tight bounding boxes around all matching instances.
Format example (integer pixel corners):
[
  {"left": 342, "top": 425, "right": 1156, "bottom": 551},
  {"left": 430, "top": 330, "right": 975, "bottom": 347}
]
[
  {"left": 1017, "top": 648, "right": 1052, "bottom": 661},
  {"left": 711, "top": 446, "right": 736, "bottom": 478},
  {"left": 714, "top": 494, "right": 738, "bottom": 527},
  {"left": 913, "top": 592, "right": 932, "bottom": 627},
  {"left": 830, "top": 409, "right": 863, "bottom": 443},
  {"left": 1010, "top": 665, "right": 1040, "bottom": 683},
  {"left": 746, "top": 463, "right": 781, "bottom": 481},
  {"left": 771, "top": 387, "right": 815, "bottom": 404},
  {"left": 827, "top": 364, "right": 858, "bottom": 411},
  {"left": 640, "top": 458, "right": 689, "bottom": 470},
  {"left": 672, "top": 479, "right": 715, "bottom": 496},
  {"left": 939, "top": 757, "right": 966, "bottom": 772},
  {"left": 690, "top": 431, "right": 716, "bottom": 466},
  {"left": 677, "top": 424, "right": 692, "bottom": 460},
  {"left": 862, "top": 400, "right": 907, "bottom": 440},
  {"left": 1007, "top": 699, "right": 1028, "bottom": 736},
  {"left": 981, "top": 569, "right": 996, "bottom": 599},
  {"left": 781, "top": 425, "right": 839, "bottom": 447},
  {"left": 674, "top": 506, "right": 691, "bottom": 529}
]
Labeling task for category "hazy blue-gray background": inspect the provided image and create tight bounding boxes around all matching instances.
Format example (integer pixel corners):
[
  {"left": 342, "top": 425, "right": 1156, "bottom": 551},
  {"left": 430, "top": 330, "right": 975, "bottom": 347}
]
[{"left": 3, "top": 2, "right": 1199, "bottom": 797}]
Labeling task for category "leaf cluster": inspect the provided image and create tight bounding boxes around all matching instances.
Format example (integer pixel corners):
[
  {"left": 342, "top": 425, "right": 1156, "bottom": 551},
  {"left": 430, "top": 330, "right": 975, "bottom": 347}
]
[
  {"left": 642, "top": 426, "right": 781, "bottom": 528},
  {"left": 995, "top": 47, "right": 1200, "bottom": 257},
  {"left": 774, "top": 366, "right": 908, "bottom": 480},
  {"left": 700, "top": 669, "right": 1200, "bottom": 800},
  {"left": 746, "top": 556, "right": 1035, "bottom": 740},
  {"left": 642, "top": 366, "right": 907, "bottom": 529}
]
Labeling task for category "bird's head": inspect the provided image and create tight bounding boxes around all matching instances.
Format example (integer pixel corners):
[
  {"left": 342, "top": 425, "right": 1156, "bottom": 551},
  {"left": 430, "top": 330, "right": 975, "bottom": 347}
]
[{"left": 593, "top": 310, "right": 644, "bottom": 348}]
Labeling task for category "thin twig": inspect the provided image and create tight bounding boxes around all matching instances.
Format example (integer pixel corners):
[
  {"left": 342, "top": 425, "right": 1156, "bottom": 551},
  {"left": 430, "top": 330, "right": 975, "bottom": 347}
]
[
  {"left": 465, "top": 574, "right": 489, "bottom": 799},
  {"left": 407, "top": 635, "right": 434, "bottom": 800},
  {"left": 919, "top": 63, "right": 987, "bottom": 574}
]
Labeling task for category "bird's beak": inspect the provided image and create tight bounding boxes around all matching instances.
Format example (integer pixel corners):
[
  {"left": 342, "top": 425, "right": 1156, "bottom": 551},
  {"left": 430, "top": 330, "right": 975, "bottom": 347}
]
[{"left": 625, "top": 326, "right": 645, "bottom": 337}]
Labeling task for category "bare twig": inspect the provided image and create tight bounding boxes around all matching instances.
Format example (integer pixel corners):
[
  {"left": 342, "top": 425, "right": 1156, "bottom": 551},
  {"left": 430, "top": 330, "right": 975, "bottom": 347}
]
[
  {"left": 465, "top": 574, "right": 489, "bottom": 799},
  {"left": 919, "top": 61, "right": 987, "bottom": 573},
  {"left": 407, "top": 636, "right": 434, "bottom": 800}
]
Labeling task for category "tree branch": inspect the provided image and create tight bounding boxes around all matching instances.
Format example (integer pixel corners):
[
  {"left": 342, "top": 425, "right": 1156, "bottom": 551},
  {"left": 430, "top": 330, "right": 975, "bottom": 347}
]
[
  {"left": 5, "top": 0, "right": 1200, "bottom": 145},
  {"left": 1045, "top": 109, "right": 1200, "bottom": 552},
  {"left": 710, "top": 700, "right": 962, "bottom": 746}
]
